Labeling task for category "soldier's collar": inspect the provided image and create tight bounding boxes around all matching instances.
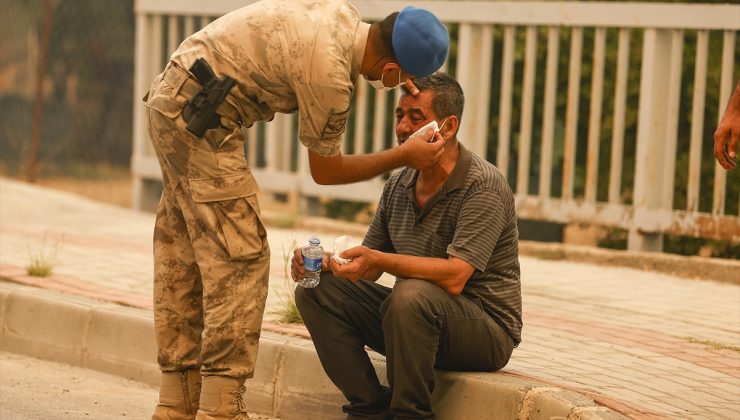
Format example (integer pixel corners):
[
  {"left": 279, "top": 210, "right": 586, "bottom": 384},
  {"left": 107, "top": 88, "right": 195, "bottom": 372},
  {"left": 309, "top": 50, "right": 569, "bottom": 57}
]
[{"left": 353, "top": 22, "right": 371, "bottom": 75}]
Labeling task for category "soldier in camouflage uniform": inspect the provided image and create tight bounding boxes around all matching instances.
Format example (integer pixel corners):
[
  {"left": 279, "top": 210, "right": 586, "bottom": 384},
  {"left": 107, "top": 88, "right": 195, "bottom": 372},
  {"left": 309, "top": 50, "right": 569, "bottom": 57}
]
[{"left": 143, "top": 0, "right": 449, "bottom": 418}]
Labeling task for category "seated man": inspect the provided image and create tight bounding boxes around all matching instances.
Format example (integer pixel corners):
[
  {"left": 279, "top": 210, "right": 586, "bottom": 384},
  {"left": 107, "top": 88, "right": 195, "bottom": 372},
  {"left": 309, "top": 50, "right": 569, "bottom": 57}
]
[{"left": 292, "top": 72, "right": 522, "bottom": 419}]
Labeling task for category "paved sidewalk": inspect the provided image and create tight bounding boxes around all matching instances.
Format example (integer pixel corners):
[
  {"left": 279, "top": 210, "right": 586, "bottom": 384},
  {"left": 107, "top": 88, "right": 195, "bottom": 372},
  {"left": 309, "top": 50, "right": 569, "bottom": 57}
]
[{"left": 1, "top": 177, "right": 738, "bottom": 419}]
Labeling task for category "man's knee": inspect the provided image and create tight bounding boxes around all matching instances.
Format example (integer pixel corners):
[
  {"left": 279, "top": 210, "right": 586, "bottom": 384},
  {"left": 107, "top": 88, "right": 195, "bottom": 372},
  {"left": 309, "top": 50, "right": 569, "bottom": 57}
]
[{"left": 381, "top": 279, "right": 441, "bottom": 320}]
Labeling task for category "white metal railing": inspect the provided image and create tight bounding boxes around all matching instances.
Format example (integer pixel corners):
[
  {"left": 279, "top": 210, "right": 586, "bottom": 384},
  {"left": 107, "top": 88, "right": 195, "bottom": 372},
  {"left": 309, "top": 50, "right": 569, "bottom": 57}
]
[{"left": 131, "top": 0, "right": 740, "bottom": 251}]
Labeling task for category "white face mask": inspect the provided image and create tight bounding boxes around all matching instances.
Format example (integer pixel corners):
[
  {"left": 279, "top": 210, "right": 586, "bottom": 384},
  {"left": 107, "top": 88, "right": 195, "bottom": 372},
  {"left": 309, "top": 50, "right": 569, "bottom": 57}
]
[
  {"left": 365, "top": 70, "right": 402, "bottom": 91},
  {"left": 406, "top": 117, "right": 450, "bottom": 143}
]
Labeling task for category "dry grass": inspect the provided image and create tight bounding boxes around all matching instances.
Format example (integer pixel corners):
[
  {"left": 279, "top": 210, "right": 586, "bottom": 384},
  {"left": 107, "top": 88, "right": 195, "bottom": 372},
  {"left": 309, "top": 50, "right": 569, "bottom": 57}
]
[
  {"left": 26, "top": 236, "right": 63, "bottom": 277},
  {"left": 3, "top": 162, "right": 134, "bottom": 209},
  {"left": 36, "top": 176, "right": 133, "bottom": 208},
  {"left": 28, "top": 171, "right": 289, "bottom": 212},
  {"left": 276, "top": 239, "right": 303, "bottom": 324},
  {"left": 26, "top": 257, "right": 55, "bottom": 277},
  {"left": 680, "top": 336, "right": 740, "bottom": 353}
]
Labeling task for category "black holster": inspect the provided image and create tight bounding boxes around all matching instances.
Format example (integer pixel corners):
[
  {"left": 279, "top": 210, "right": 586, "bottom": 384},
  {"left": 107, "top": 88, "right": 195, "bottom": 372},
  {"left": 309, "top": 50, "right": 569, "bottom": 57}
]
[{"left": 182, "top": 58, "right": 236, "bottom": 138}]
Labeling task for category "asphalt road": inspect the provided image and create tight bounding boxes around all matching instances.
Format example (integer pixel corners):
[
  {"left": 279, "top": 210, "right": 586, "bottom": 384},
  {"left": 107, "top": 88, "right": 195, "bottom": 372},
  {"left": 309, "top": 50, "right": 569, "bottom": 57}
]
[{"left": 0, "top": 352, "right": 276, "bottom": 419}]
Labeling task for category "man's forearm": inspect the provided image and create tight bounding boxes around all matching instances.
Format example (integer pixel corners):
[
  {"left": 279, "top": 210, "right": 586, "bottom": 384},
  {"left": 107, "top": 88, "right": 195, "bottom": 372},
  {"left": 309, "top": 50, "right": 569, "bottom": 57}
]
[
  {"left": 307, "top": 132, "right": 447, "bottom": 184},
  {"left": 374, "top": 251, "right": 472, "bottom": 296}
]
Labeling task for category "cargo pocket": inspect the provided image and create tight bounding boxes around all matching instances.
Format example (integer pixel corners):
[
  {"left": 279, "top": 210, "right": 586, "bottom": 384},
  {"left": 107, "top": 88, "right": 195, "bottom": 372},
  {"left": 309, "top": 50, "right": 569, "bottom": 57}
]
[
  {"left": 144, "top": 65, "right": 190, "bottom": 119},
  {"left": 190, "top": 172, "right": 266, "bottom": 261}
]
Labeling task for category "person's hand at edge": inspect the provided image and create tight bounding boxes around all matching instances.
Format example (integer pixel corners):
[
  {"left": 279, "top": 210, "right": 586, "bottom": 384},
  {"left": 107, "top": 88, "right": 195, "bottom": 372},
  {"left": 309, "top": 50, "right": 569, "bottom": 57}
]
[{"left": 714, "top": 81, "right": 740, "bottom": 170}]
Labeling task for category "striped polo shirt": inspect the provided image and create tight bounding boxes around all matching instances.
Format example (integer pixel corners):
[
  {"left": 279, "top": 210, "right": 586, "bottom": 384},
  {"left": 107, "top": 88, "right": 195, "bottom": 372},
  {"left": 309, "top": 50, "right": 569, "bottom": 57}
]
[{"left": 363, "top": 143, "right": 522, "bottom": 344}]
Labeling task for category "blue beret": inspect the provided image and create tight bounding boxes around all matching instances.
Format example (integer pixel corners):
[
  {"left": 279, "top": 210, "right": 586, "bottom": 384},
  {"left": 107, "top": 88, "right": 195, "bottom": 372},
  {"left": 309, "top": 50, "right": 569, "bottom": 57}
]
[{"left": 392, "top": 6, "right": 449, "bottom": 77}]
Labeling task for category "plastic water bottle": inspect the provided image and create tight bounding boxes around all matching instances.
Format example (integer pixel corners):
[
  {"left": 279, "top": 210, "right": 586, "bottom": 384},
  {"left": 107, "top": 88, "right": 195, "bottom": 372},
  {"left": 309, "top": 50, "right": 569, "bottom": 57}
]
[{"left": 299, "top": 236, "right": 323, "bottom": 288}]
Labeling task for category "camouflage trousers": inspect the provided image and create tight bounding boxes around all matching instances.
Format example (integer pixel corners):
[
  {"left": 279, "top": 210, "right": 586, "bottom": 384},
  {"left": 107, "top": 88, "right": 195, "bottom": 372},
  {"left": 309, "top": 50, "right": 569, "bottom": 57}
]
[{"left": 144, "top": 62, "right": 270, "bottom": 378}]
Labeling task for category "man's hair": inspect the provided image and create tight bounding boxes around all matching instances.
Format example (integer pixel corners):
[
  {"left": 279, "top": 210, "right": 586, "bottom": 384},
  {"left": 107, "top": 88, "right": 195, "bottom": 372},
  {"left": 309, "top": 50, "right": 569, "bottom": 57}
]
[
  {"left": 372, "top": 12, "right": 399, "bottom": 58},
  {"left": 402, "top": 72, "right": 464, "bottom": 123}
]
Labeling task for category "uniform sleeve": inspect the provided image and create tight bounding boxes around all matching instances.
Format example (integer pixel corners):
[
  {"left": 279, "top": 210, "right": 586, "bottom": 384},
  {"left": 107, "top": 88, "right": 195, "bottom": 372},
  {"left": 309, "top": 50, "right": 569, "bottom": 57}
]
[
  {"left": 294, "top": 81, "right": 352, "bottom": 157},
  {"left": 447, "top": 186, "right": 505, "bottom": 272}
]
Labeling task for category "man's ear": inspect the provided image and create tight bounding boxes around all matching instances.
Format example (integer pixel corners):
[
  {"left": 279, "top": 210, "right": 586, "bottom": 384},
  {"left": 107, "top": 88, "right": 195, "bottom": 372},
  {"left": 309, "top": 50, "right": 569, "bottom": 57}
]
[
  {"left": 441, "top": 116, "right": 460, "bottom": 139},
  {"left": 382, "top": 62, "right": 399, "bottom": 78}
]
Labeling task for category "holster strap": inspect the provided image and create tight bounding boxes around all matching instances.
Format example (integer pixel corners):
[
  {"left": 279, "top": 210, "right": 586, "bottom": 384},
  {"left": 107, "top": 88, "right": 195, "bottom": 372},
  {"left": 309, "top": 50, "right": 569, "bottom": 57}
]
[{"left": 166, "top": 62, "right": 242, "bottom": 125}]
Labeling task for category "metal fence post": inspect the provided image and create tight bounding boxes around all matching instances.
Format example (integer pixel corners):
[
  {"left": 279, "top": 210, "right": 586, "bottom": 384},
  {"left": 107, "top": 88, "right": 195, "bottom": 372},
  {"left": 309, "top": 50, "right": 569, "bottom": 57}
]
[
  {"left": 630, "top": 28, "right": 680, "bottom": 252},
  {"left": 131, "top": 14, "right": 164, "bottom": 212},
  {"left": 456, "top": 23, "right": 493, "bottom": 161}
]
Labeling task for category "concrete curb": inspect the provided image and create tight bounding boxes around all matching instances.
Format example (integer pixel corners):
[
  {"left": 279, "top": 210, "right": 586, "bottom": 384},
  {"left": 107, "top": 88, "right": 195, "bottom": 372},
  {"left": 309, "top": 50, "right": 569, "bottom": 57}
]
[
  {"left": 0, "top": 285, "right": 160, "bottom": 385},
  {"left": 0, "top": 283, "right": 628, "bottom": 419}
]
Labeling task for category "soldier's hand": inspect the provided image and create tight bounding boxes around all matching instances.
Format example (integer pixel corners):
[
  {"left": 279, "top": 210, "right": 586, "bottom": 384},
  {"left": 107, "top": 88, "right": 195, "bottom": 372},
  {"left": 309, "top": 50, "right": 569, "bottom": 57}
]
[
  {"left": 401, "top": 129, "right": 445, "bottom": 171},
  {"left": 404, "top": 79, "right": 420, "bottom": 96}
]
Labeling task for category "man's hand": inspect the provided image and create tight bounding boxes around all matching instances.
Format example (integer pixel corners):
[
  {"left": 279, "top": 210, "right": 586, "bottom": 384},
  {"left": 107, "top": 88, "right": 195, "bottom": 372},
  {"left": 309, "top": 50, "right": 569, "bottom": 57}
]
[
  {"left": 329, "top": 246, "right": 383, "bottom": 282},
  {"left": 290, "top": 246, "right": 330, "bottom": 283},
  {"left": 715, "top": 108, "right": 739, "bottom": 170},
  {"left": 400, "top": 130, "right": 445, "bottom": 171}
]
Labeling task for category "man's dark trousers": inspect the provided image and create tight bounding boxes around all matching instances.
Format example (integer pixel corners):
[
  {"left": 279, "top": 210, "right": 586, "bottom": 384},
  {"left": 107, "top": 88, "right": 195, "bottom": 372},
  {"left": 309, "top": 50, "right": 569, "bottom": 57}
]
[{"left": 295, "top": 273, "right": 514, "bottom": 419}]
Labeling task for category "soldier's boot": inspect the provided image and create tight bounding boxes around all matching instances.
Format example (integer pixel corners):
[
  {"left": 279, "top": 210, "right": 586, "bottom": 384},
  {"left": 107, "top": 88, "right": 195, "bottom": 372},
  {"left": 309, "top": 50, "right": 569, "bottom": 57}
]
[
  {"left": 152, "top": 369, "right": 202, "bottom": 420},
  {"left": 194, "top": 376, "right": 250, "bottom": 419}
]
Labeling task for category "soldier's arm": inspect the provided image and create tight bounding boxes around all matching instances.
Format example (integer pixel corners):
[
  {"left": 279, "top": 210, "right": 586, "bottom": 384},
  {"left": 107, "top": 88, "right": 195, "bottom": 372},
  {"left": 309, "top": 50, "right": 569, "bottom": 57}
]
[{"left": 307, "top": 130, "right": 445, "bottom": 185}]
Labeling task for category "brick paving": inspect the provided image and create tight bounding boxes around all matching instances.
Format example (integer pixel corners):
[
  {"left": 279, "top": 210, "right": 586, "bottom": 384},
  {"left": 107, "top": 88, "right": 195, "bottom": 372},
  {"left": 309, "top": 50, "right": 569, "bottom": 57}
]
[{"left": 1, "top": 177, "right": 738, "bottom": 419}]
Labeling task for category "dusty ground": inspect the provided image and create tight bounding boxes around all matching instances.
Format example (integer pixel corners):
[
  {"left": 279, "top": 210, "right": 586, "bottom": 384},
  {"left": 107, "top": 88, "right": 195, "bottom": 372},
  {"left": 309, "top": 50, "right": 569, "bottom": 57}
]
[
  {"left": 0, "top": 351, "right": 158, "bottom": 419},
  {"left": 0, "top": 351, "right": 279, "bottom": 419}
]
